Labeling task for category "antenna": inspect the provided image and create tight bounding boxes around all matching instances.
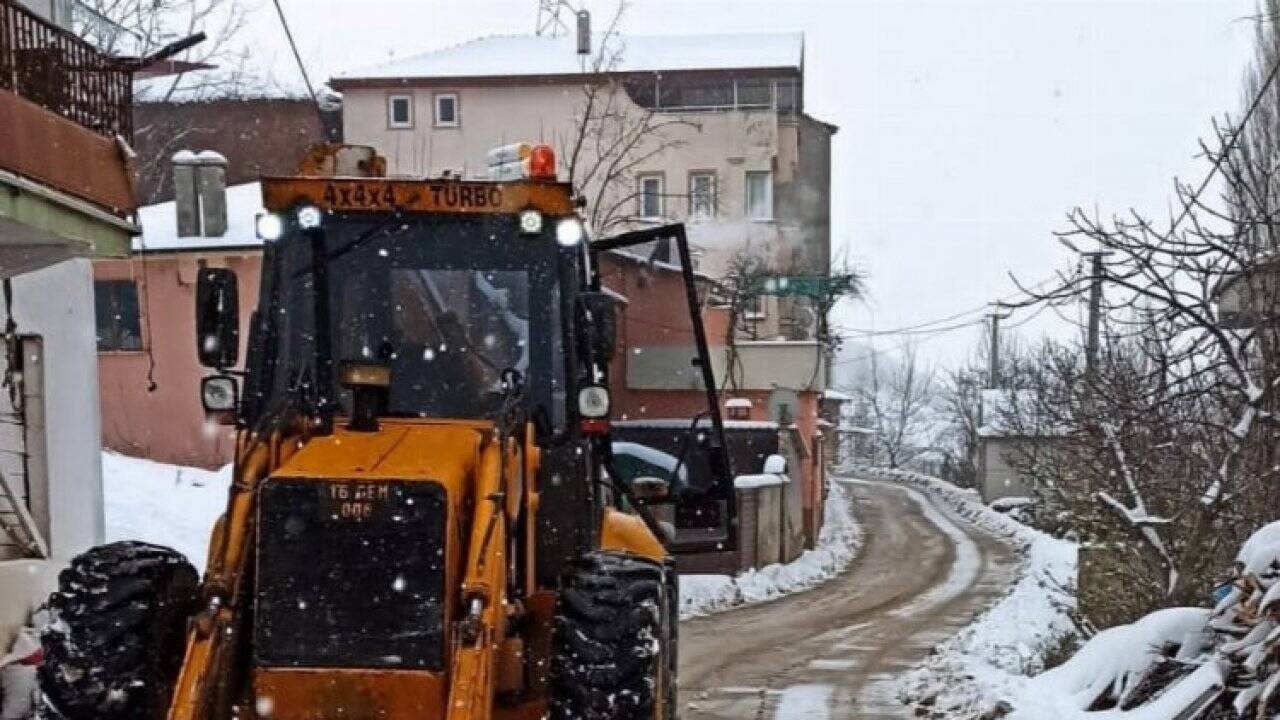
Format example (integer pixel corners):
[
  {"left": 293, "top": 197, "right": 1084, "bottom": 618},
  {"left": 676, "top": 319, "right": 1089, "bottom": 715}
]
[{"left": 536, "top": 0, "right": 581, "bottom": 37}]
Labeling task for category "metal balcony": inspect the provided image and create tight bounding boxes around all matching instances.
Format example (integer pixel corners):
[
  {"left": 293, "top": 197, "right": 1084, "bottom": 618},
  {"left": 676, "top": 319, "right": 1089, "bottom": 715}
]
[{"left": 0, "top": 0, "right": 131, "bottom": 140}]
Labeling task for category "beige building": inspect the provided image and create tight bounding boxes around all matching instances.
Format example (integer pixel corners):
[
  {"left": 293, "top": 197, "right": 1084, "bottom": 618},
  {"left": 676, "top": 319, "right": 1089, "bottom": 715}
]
[{"left": 331, "top": 32, "right": 837, "bottom": 348}]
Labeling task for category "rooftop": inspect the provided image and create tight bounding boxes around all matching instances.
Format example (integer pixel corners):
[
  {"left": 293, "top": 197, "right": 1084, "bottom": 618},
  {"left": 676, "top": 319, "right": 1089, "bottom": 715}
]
[{"left": 333, "top": 32, "right": 804, "bottom": 84}]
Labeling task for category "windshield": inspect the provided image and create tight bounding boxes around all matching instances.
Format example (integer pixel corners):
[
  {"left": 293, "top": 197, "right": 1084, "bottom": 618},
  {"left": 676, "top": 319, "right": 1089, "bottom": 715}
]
[{"left": 253, "top": 214, "right": 569, "bottom": 427}]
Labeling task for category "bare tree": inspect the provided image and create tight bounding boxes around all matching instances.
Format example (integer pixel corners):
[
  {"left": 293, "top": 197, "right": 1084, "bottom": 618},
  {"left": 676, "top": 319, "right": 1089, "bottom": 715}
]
[
  {"left": 556, "top": 2, "right": 700, "bottom": 236},
  {"left": 855, "top": 344, "right": 938, "bottom": 469},
  {"left": 1000, "top": 98, "right": 1280, "bottom": 618}
]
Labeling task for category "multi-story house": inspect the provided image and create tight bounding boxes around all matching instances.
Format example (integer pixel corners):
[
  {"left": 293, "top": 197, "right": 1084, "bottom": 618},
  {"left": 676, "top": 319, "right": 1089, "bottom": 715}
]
[
  {"left": 333, "top": 31, "right": 838, "bottom": 548},
  {"left": 0, "top": 0, "right": 139, "bottom": 651}
]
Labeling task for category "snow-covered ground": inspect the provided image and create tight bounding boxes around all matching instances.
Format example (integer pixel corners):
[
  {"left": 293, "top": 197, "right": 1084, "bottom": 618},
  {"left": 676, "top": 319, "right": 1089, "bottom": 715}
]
[
  {"left": 851, "top": 466, "right": 1080, "bottom": 718},
  {"left": 679, "top": 478, "right": 862, "bottom": 619},
  {"left": 103, "top": 452, "right": 232, "bottom": 572}
]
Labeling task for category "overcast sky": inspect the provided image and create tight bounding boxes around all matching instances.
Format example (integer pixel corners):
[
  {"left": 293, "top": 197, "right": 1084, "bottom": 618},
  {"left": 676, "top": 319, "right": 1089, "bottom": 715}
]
[{"left": 243, "top": 0, "right": 1260, "bottom": 371}]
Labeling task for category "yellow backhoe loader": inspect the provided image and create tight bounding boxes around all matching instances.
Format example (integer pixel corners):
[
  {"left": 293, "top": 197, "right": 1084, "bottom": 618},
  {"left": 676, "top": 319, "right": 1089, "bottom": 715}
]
[{"left": 37, "top": 144, "right": 733, "bottom": 720}]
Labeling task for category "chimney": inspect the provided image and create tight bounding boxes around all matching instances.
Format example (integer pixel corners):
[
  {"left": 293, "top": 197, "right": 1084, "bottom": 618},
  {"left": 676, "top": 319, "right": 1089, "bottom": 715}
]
[
  {"left": 172, "top": 150, "right": 229, "bottom": 237},
  {"left": 576, "top": 10, "right": 590, "bottom": 56}
]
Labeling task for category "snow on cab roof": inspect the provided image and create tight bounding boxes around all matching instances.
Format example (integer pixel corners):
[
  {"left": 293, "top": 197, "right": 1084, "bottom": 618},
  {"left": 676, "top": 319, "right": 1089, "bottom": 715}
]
[
  {"left": 135, "top": 181, "right": 264, "bottom": 253},
  {"left": 334, "top": 32, "right": 804, "bottom": 83}
]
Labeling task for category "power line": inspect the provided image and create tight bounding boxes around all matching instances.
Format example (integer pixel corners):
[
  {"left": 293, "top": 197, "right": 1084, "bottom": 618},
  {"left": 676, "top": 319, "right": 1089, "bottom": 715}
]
[
  {"left": 271, "top": 0, "right": 325, "bottom": 129},
  {"left": 1168, "top": 36, "right": 1280, "bottom": 234}
]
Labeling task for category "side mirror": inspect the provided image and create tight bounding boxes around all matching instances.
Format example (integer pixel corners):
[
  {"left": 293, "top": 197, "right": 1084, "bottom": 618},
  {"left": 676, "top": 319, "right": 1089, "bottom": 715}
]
[
  {"left": 200, "top": 374, "right": 239, "bottom": 423},
  {"left": 630, "top": 476, "right": 670, "bottom": 501},
  {"left": 577, "top": 291, "right": 617, "bottom": 363},
  {"left": 196, "top": 268, "right": 239, "bottom": 368}
]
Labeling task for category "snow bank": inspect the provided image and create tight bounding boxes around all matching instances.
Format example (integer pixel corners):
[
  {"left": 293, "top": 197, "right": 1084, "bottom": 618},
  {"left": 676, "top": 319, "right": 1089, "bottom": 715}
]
[
  {"left": 103, "top": 452, "right": 232, "bottom": 573},
  {"left": 679, "top": 478, "right": 861, "bottom": 619},
  {"left": 1019, "top": 608, "right": 1210, "bottom": 713},
  {"left": 850, "top": 466, "right": 1079, "bottom": 718}
]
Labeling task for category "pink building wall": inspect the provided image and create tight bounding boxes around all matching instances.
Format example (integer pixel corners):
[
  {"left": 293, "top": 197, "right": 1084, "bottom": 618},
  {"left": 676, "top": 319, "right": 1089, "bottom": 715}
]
[{"left": 95, "top": 252, "right": 262, "bottom": 468}]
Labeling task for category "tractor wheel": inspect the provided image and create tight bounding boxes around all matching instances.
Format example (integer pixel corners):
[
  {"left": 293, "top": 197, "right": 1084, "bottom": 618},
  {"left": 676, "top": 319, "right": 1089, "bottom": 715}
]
[
  {"left": 39, "top": 542, "right": 199, "bottom": 720},
  {"left": 548, "top": 551, "right": 672, "bottom": 720}
]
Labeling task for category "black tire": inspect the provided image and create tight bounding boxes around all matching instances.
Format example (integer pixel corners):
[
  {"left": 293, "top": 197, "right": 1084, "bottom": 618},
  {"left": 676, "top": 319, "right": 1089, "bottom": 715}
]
[
  {"left": 549, "top": 551, "right": 672, "bottom": 720},
  {"left": 39, "top": 541, "right": 199, "bottom": 720}
]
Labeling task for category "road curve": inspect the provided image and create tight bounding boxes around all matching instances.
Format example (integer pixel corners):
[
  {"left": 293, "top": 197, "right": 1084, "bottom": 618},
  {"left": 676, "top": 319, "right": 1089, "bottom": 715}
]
[{"left": 677, "top": 477, "right": 1019, "bottom": 720}]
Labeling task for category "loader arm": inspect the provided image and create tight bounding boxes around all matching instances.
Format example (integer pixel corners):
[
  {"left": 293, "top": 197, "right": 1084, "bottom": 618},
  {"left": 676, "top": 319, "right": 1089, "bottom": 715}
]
[
  {"left": 446, "top": 434, "right": 523, "bottom": 720},
  {"left": 168, "top": 430, "right": 298, "bottom": 720}
]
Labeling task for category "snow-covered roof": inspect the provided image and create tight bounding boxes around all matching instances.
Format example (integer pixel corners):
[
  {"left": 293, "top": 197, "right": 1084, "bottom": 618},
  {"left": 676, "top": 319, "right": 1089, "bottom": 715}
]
[
  {"left": 135, "top": 181, "right": 264, "bottom": 253},
  {"left": 734, "top": 473, "right": 788, "bottom": 489},
  {"left": 822, "top": 389, "right": 853, "bottom": 402},
  {"left": 334, "top": 32, "right": 803, "bottom": 84},
  {"left": 725, "top": 398, "right": 753, "bottom": 409}
]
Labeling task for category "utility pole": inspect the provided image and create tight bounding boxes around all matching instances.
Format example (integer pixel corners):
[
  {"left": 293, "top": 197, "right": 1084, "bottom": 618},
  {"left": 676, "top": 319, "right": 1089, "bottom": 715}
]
[
  {"left": 1083, "top": 251, "right": 1109, "bottom": 380},
  {"left": 986, "top": 304, "right": 1012, "bottom": 389},
  {"left": 1059, "top": 239, "right": 1112, "bottom": 380}
]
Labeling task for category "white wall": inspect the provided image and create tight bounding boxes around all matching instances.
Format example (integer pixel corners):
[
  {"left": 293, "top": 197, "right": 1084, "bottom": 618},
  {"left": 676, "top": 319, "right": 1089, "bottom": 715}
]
[
  {"left": 0, "top": 258, "right": 104, "bottom": 650},
  {"left": 341, "top": 82, "right": 811, "bottom": 276}
]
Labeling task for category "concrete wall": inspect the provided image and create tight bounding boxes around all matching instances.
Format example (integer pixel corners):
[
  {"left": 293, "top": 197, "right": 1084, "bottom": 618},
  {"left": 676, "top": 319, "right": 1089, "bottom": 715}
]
[
  {"left": 95, "top": 251, "right": 261, "bottom": 468},
  {"left": 0, "top": 259, "right": 104, "bottom": 650}
]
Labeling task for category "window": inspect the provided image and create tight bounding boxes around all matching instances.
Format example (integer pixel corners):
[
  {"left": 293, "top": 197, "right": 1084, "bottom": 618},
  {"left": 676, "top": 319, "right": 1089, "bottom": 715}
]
[
  {"left": 776, "top": 79, "right": 799, "bottom": 113},
  {"left": 94, "top": 281, "right": 142, "bottom": 351},
  {"left": 744, "top": 294, "right": 767, "bottom": 320},
  {"left": 689, "top": 172, "right": 716, "bottom": 219},
  {"left": 638, "top": 174, "right": 664, "bottom": 220},
  {"left": 434, "top": 92, "right": 459, "bottom": 127},
  {"left": 388, "top": 94, "right": 413, "bottom": 128},
  {"left": 745, "top": 171, "right": 773, "bottom": 221},
  {"left": 735, "top": 79, "right": 773, "bottom": 108}
]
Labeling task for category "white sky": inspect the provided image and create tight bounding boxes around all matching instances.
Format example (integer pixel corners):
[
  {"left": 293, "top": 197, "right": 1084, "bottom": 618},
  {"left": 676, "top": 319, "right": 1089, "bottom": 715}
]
[{"left": 240, "top": 0, "right": 1260, "bottom": 370}]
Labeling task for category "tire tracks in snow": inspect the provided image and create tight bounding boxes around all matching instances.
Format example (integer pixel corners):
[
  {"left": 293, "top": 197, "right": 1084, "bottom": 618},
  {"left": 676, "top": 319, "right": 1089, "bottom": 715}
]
[{"left": 678, "top": 477, "right": 1018, "bottom": 720}]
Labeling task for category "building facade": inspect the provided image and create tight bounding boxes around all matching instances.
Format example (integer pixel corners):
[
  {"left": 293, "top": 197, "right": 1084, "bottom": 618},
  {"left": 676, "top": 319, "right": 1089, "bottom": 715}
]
[
  {"left": 332, "top": 31, "right": 836, "bottom": 545},
  {"left": 0, "top": 0, "right": 137, "bottom": 651}
]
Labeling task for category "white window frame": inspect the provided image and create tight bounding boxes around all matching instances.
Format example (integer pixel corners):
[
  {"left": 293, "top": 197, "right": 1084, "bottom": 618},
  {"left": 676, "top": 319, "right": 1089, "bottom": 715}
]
[
  {"left": 743, "top": 293, "right": 767, "bottom": 321},
  {"left": 745, "top": 170, "right": 773, "bottom": 221},
  {"left": 688, "top": 171, "right": 716, "bottom": 220},
  {"left": 434, "top": 92, "right": 459, "bottom": 128},
  {"left": 638, "top": 174, "right": 664, "bottom": 220},
  {"left": 387, "top": 93, "right": 414, "bottom": 129}
]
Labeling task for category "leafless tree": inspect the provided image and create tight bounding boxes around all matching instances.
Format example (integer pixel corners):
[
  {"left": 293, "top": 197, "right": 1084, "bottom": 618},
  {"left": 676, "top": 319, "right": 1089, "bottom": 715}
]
[
  {"left": 73, "top": 0, "right": 259, "bottom": 202},
  {"left": 1000, "top": 89, "right": 1280, "bottom": 619},
  {"left": 855, "top": 344, "right": 938, "bottom": 469},
  {"left": 556, "top": 2, "right": 700, "bottom": 236}
]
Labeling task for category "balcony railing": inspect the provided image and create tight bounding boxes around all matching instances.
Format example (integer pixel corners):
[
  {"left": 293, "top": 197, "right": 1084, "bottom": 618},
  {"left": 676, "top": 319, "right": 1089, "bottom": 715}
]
[{"left": 0, "top": 0, "right": 131, "bottom": 140}]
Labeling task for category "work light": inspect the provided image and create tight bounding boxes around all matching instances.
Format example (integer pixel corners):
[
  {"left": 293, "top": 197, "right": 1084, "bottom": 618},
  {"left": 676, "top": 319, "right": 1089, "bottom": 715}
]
[
  {"left": 519, "top": 209, "right": 543, "bottom": 235},
  {"left": 297, "top": 205, "right": 324, "bottom": 230},
  {"left": 556, "top": 218, "right": 585, "bottom": 247},
  {"left": 255, "top": 213, "right": 284, "bottom": 241}
]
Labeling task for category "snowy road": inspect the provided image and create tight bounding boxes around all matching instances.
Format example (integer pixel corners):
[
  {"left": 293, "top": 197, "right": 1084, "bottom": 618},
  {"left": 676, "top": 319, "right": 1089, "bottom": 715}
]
[{"left": 678, "top": 477, "right": 1020, "bottom": 719}]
